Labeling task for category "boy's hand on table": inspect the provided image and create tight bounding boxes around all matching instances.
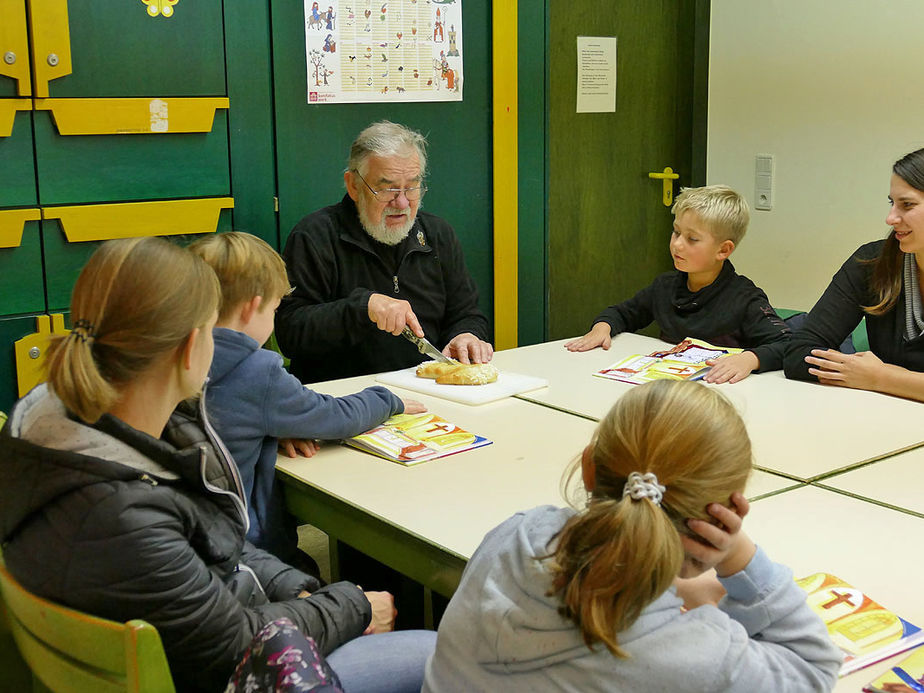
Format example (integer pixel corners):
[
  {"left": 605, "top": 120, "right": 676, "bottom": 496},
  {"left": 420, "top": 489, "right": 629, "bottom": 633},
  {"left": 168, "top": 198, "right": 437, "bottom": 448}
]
[
  {"left": 806, "top": 349, "right": 884, "bottom": 391},
  {"left": 564, "top": 322, "right": 612, "bottom": 352},
  {"left": 680, "top": 492, "right": 755, "bottom": 578},
  {"left": 401, "top": 398, "right": 427, "bottom": 415},
  {"left": 278, "top": 438, "right": 320, "bottom": 458},
  {"left": 704, "top": 351, "right": 759, "bottom": 384}
]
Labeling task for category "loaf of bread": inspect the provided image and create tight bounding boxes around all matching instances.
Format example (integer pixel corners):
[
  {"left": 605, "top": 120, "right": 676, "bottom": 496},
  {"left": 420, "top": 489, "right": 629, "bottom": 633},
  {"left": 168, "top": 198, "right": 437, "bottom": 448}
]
[
  {"left": 435, "top": 363, "right": 499, "bottom": 386},
  {"left": 415, "top": 361, "right": 499, "bottom": 386},
  {"left": 415, "top": 361, "right": 461, "bottom": 379}
]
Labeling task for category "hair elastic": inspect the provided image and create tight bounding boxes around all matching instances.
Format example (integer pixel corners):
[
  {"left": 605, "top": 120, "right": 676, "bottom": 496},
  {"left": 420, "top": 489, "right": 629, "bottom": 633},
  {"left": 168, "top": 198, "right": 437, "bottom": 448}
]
[
  {"left": 70, "top": 319, "right": 98, "bottom": 343},
  {"left": 622, "top": 472, "right": 666, "bottom": 507}
]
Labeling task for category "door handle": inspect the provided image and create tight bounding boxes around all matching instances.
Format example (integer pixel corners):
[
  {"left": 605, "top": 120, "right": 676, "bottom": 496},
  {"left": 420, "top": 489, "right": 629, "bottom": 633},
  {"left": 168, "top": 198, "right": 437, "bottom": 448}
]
[{"left": 648, "top": 167, "right": 680, "bottom": 207}]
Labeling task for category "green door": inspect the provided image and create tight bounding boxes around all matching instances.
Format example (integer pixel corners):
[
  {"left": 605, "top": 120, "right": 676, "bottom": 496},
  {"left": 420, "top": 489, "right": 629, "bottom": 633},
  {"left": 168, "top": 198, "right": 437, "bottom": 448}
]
[{"left": 547, "top": 0, "right": 705, "bottom": 339}]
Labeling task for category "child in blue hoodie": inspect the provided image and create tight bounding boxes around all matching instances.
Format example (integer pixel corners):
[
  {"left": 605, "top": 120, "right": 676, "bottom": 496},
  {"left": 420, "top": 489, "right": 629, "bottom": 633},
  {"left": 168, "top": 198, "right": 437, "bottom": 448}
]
[
  {"left": 424, "top": 380, "right": 840, "bottom": 692},
  {"left": 190, "top": 232, "right": 423, "bottom": 565}
]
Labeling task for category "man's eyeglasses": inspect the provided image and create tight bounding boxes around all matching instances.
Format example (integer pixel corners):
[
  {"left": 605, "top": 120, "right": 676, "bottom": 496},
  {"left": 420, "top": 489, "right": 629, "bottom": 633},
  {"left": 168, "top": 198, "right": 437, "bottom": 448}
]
[{"left": 353, "top": 169, "right": 427, "bottom": 202}]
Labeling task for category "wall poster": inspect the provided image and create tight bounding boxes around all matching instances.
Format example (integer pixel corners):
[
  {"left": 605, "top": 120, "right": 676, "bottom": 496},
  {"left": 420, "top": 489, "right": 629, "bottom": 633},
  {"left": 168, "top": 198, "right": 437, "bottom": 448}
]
[{"left": 304, "top": 0, "right": 464, "bottom": 104}]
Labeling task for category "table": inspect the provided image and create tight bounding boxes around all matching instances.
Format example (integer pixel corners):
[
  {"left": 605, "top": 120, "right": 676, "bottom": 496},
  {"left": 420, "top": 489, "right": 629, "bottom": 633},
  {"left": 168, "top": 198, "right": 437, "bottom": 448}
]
[
  {"left": 493, "top": 333, "right": 924, "bottom": 480},
  {"left": 276, "top": 337, "right": 924, "bottom": 688}
]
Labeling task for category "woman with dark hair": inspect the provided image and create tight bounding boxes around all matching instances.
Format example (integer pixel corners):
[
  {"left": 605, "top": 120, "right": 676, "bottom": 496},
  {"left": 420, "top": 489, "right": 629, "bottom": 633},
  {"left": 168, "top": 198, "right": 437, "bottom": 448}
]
[{"left": 783, "top": 147, "right": 924, "bottom": 400}]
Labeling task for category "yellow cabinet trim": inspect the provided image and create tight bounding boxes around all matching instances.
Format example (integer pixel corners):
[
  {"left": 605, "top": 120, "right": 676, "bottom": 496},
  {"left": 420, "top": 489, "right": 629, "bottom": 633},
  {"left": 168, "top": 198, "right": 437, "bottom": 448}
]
[
  {"left": 0, "top": 208, "right": 41, "bottom": 248},
  {"left": 0, "top": 0, "right": 32, "bottom": 95},
  {"left": 0, "top": 99, "right": 33, "bottom": 137},
  {"left": 42, "top": 197, "right": 234, "bottom": 242},
  {"left": 34, "top": 97, "right": 230, "bottom": 135},
  {"left": 29, "top": 0, "right": 73, "bottom": 98},
  {"left": 15, "top": 314, "right": 68, "bottom": 397}
]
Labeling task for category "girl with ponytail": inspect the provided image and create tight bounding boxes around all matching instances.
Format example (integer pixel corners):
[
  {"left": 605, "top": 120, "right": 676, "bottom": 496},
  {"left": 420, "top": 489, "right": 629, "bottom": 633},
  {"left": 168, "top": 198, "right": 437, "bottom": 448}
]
[
  {"left": 784, "top": 147, "right": 924, "bottom": 400},
  {"left": 424, "top": 380, "right": 840, "bottom": 693},
  {"left": 0, "top": 237, "right": 434, "bottom": 692}
]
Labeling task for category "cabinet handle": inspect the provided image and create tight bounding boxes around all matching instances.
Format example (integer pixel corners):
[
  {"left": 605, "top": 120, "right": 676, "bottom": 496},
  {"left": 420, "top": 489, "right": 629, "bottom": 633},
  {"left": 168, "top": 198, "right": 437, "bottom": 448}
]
[
  {"left": 28, "top": 0, "right": 73, "bottom": 97},
  {"left": 0, "top": 0, "right": 32, "bottom": 95},
  {"left": 42, "top": 197, "right": 234, "bottom": 242},
  {"left": 0, "top": 99, "right": 33, "bottom": 137},
  {"left": 33, "top": 97, "right": 230, "bottom": 135},
  {"left": 0, "top": 208, "right": 41, "bottom": 248}
]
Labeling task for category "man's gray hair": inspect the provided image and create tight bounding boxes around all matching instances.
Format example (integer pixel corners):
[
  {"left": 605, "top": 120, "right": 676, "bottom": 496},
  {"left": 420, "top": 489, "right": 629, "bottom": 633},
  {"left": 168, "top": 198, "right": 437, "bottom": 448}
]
[{"left": 348, "top": 121, "right": 428, "bottom": 178}]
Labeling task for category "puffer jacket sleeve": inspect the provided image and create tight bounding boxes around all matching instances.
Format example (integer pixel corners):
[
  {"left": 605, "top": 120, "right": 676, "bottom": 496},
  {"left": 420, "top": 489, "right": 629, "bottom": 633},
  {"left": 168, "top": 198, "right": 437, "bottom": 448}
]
[{"left": 60, "top": 486, "right": 370, "bottom": 692}]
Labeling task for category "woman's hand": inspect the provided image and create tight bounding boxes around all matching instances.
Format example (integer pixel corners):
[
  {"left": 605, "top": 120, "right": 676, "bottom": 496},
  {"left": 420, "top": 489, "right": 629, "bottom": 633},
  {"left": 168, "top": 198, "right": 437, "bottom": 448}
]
[
  {"left": 805, "top": 349, "right": 886, "bottom": 391},
  {"left": 680, "top": 492, "right": 756, "bottom": 578}
]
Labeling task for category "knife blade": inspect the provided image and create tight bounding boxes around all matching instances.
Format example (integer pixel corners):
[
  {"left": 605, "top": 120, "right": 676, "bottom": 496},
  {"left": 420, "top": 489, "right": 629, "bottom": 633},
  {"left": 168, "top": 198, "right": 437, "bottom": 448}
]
[{"left": 401, "top": 326, "right": 455, "bottom": 363}]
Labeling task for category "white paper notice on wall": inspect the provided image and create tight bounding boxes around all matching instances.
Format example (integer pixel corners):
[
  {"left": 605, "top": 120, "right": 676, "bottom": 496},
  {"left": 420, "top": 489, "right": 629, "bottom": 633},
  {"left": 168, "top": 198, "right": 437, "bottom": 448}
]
[{"left": 576, "top": 36, "right": 617, "bottom": 113}]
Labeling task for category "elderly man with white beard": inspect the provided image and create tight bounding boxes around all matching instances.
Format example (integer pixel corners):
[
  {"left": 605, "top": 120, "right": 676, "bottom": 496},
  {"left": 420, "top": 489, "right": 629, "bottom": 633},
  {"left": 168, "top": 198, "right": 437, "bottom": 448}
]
[{"left": 276, "top": 120, "right": 493, "bottom": 384}]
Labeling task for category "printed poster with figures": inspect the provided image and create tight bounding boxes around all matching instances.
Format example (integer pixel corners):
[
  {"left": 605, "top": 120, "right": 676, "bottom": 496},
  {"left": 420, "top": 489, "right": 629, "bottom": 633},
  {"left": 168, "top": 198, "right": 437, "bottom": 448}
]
[{"left": 304, "top": 0, "right": 464, "bottom": 103}]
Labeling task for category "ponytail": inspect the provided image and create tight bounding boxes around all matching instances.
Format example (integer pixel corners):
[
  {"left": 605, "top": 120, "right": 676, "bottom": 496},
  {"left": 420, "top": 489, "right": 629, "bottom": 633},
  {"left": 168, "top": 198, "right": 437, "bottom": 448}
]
[
  {"left": 551, "top": 496, "right": 681, "bottom": 656},
  {"left": 45, "top": 237, "right": 220, "bottom": 423},
  {"left": 548, "top": 380, "right": 752, "bottom": 656}
]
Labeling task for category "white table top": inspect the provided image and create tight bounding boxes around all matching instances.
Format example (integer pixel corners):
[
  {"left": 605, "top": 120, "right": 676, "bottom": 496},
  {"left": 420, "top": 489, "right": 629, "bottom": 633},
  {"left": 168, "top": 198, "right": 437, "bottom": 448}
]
[
  {"left": 819, "top": 445, "right": 924, "bottom": 516},
  {"left": 278, "top": 353, "right": 923, "bottom": 689},
  {"left": 492, "top": 334, "right": 924, "bottom": 480},
  {"left": 746, "top": 484, "right": 924, "bottom": 691}
]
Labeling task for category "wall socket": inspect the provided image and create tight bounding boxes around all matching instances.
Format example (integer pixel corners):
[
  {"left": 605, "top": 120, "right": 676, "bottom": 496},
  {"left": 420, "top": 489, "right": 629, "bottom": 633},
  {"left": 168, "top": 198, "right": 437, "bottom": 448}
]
[{"left": 755, "top": 154, "right": 774, "bottom": 211}]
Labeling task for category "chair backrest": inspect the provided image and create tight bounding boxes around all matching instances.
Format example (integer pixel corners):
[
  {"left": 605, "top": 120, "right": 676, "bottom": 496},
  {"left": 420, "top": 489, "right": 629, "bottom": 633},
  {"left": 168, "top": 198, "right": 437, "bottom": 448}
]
[{"left": 0, "top": 562, "right": 175, "bottom": 693}]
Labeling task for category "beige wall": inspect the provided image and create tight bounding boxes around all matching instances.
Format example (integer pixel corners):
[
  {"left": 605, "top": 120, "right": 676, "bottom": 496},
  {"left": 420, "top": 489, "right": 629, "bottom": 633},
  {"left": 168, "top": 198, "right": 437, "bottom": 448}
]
[{"left": 707, "top": 1, "right": 924, "bottom": 310}]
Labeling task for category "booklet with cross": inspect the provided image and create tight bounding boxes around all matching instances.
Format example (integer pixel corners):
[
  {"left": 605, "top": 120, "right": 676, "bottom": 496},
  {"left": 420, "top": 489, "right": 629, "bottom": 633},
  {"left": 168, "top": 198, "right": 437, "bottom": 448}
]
[
  {"left": 796, "top": 572, "right": 924, "bottom": 677},
  {"left": 593, "top": 337, "right": 742, "bottom": 385},
  {"left": 346, "top": 412, "right": 492, "bottom": 466}
]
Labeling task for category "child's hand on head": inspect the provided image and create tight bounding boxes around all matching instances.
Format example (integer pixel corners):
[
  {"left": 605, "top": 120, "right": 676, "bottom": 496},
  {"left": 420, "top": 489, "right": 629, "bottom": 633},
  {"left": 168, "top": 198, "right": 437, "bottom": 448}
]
[
  {"left": 564, "top": 322, "right": 612, "bottom": 352},
  {"left": 703, "top": 352, "right": 759, "bottom": 384},
  {"left": 401, "top": 398, "right": 427, "bottom": 414},
  {"left": 680, "top": 492, "right": 756, "bottom": 578},
  {"left": 278, "top": 438, "right": 320, "bottom": 458}
]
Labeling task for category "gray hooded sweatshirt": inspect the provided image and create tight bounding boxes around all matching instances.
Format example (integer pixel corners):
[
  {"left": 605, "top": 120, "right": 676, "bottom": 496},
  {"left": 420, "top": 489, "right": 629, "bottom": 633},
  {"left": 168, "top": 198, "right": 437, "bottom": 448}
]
[{"left": 424, "top": 505, "right": 841, "bottom": 693}]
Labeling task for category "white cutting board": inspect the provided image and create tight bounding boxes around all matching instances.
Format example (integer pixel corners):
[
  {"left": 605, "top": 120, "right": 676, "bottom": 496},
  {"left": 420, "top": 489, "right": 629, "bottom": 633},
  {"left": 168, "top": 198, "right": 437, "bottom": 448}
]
[{"left": 376, "top": 366, "right": 548, "bottom": 405}]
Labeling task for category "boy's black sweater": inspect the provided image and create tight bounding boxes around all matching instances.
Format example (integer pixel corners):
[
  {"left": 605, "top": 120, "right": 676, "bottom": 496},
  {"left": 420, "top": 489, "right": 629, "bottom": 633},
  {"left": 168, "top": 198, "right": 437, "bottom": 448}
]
[{"left": 594, "top": 260, "right": 790, "bottom": 371}]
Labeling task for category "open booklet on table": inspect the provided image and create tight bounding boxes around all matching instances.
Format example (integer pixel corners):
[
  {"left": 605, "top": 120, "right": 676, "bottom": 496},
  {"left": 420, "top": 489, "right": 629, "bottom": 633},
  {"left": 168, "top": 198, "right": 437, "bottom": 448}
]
[
  {"left": 593, "top": 337, "right": 742, "bottom": 385},
  {"left": 796, "top": 572, "right": 924, "bottom": 677},
  {"left": 345, "top": 412, "right": 492, "bottom": 466}
]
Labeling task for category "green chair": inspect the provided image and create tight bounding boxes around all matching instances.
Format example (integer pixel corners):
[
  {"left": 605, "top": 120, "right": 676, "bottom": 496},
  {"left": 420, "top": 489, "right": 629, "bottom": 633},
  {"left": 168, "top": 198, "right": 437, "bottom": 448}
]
[{"left": 0, "top": 562, "right": 175, "bottom": 693}]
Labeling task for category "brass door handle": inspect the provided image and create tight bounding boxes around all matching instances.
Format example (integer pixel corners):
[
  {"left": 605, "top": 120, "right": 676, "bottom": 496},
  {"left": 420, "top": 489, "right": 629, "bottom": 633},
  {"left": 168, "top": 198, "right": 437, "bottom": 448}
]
[{"left": 648, "top": 167, "right": 680, "bottom": 207}]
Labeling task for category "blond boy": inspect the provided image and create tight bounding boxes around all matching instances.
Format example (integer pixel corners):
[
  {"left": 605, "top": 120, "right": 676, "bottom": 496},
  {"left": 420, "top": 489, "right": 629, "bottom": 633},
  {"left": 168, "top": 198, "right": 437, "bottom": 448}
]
[
  {"left": 565, "top": 185, "right": 790, "bottom": 383},
  {"left": 190, "top": 232, "right": 421, "bottom": 563}
]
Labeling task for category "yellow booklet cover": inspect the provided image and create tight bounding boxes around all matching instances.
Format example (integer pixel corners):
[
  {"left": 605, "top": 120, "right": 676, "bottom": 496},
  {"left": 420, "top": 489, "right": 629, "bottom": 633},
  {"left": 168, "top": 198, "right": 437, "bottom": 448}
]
[
  {"left": 346, "top": 412, "right": 492, "bottom": 466},
  {"left": 594, "top": 337, "right": 742, "bottom": 385},
  {"left": 797, "top": 572, "right": 924, "bottom": 677}
]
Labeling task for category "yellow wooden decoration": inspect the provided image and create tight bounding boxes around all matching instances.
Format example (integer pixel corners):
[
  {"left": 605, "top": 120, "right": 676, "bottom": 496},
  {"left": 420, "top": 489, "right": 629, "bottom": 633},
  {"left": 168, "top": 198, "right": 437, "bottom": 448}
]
[
  {"left": 33, "top": 97, "right": 230, "bottom": 135},
  {"left": 0, "top": 99, "right": 33, "bottom": 137},
  {"left": 42, "top": 197, "right": 234, "bottom": 243},
  {"left": 0, "top": 0, "right": 32, "bottom": 95},
  {"left": 142, "top": 0, "right": 179, "bottom": 18},
  {"left": 29, "top": 0, "right": 73, "bottom": 98},
  {"left": 648, "top": 167, "right": 681, "bottom": 207},
  {"left": 0, "top": 208, "right": 41, "bottom": 248},
  {"left": 15, "top": 314, "right": 67, "bottom": 397},
  {"left": 492, "top": 0, "right": 518, "bottom": 350}
]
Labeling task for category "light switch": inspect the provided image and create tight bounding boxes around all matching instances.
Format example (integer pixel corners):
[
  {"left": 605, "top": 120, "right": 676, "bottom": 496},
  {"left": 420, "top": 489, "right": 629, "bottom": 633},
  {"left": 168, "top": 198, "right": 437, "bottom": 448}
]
[{"left": 755, "top": 154, "right": 774, "bottom": 211}]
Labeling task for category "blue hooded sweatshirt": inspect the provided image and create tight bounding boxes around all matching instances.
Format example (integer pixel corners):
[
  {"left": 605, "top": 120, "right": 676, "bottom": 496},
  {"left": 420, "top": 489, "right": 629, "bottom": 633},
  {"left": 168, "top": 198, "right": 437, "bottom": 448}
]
[{"left": 206, "top": 327, "right": 403, "bottom": 560}]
